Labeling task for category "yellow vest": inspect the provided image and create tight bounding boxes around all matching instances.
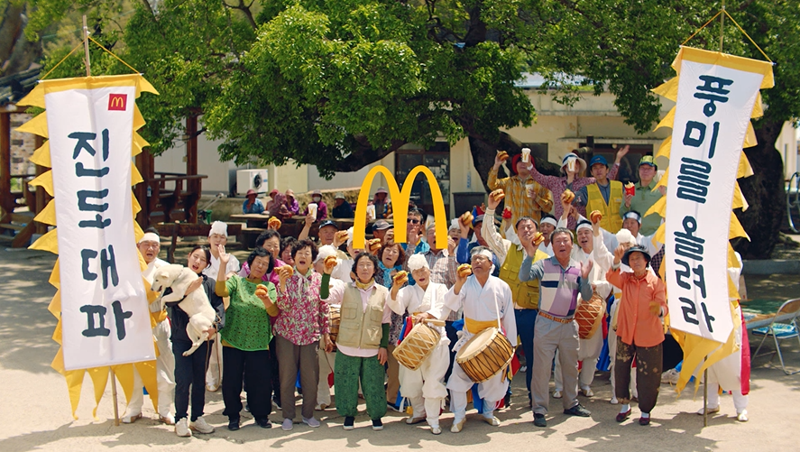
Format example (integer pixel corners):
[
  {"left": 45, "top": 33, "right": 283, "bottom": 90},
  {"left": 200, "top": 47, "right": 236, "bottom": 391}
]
[
  {"left": 498, "top": 246, "right": 549, "bottom": 309},
  {"left": 587, "top": 181, "right": 623, "bottom": 233},
  {"left": 336, "top": 284, "right": 387, "bottom": 349}
]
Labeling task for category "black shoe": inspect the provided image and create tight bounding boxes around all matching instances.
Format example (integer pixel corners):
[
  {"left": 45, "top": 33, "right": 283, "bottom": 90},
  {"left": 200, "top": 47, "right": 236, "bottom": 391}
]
[
  {"left": 344, "top": 416, "right": 355, "bottom": 430},
  {"left": 228, "top": 417, "right": 240, "bottom": 431},
  {"left": 533, "top": 413, "right": 547, "bottom": 427},
  {"left": 372, "top": 419, "right": 383, "bottom": 431},
  {"left": 256, "top": 417, "right": 272, "bottom": 428},
  {"left": 564, "top": 404, "right": 591, "bottom": 417}
]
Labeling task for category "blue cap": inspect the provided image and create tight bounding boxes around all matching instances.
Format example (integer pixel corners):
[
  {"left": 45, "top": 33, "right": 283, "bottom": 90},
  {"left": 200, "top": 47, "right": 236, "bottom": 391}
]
[
  {"left": 319, "top": 220, "right": 339, "bottom": 230},
  {"left": 589, "top": 155, "right": 608, "bottom": 168}
]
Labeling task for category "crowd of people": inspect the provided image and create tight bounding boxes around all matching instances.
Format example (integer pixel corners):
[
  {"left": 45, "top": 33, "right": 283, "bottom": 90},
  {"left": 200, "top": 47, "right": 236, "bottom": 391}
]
[{"left": 132, "top": 147, "right": 750, "bottom": 438}]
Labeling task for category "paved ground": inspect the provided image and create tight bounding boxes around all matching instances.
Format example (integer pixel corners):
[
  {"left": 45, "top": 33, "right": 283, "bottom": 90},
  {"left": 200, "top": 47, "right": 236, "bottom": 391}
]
[{"left": 1, "top": 247, "right": 800, "bottom": 452}]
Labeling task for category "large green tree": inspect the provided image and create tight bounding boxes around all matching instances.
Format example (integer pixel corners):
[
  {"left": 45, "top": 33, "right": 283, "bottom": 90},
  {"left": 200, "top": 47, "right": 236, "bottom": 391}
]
[{"left": 25, "top": 0, "right": 800, "bottom": 258}]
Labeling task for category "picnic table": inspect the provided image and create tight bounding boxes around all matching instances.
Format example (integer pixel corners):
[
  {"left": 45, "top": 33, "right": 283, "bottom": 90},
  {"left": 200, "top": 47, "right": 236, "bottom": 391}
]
[{"left": 228, "top": 214, "right": 392, "bottom": 248}]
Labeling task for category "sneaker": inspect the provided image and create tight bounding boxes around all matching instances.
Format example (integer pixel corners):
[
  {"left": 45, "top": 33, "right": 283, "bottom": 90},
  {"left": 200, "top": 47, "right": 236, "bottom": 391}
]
[
  {"left": 160, "top": 413, "right": 175, "bottom": 425},
  {"left": 610, "top": 397, "right": 619, "bottom": 405},
  {"left": 450, "top": 418, "right": 466, "bottom": 433},
  {"left": 372, "top": 419, "right": 384, "bottom": 431},
  {"left": 406, "top": 416, "right": 426, "bottom": 425},
  {"left": 281, "top": 418, "right": 293, "bottom": 431},
  {"left": 121, "top": 412, "right": 142, "bottom": 424},
  {"left": 303, "top": 417, "right": 320, "bottom": 428},
  {"left": 564, "top": 404, "right": 591, "bottom": 417},
  {"left": 580, "top": 387, "right": 594, "bottom": 397},
  {"left": 228, "top": 417, "right": 240, "bottom": 431},
  {"left": 552, "top": 390, "right": 562, "bottom": 399},
  {"left": 256, "top": 417, "right": 272, "bottom": 429},
  {"left": 737, "top": 410, "right": 748, "bottom": 422},
  {"left": 431, "top": 424, "right": 442, "bottom": 435},
  {"left": 343, "top": 416, "right": 355, "bottom": 430},
  {"left": 387, "top": 401, "right": 402, "bottom": 412},
  {"left": 482, "top": 416, "right": 501, "bottom": 426},
  {"left": 696, "top": 406, "right": 720, "bottom": 415},
  {"left": 190, "top": 416, "right": 215, "bottom": 434},
  {"left": 175, "top": 418, "right": 192, "bottom": 437},
  {"left": 520, "top": 365, "right": 527, "bottom": 373},
  {"left": 533, "top": 413, "right": 547, "bottom": 427}
]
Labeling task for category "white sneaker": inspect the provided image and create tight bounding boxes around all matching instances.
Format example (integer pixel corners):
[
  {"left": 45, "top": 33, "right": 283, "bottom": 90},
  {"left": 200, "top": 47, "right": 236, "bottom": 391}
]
[
  {"left": 553, "top": 390, "right": 563, "bottom": 399},
  {"left": 282, "top": 418, "right": 294, "bottom": 431},
  {"left": 190, "top": 416, "right": 215, "bottom": 434},
  {"left": 737, "top": 410, "right": 748, "bottom": 422},
  {"left": 122, "top": 412, "right": 142, "bottom": 424},
  {"left": 175, "top": 418, "right": 192, "bottom": 437},
  {"left": 696, "top": 406, "right": 720, "bottom": 415},
  {"left": 303, "top": 417, "right": 321, "bottom": 428}
]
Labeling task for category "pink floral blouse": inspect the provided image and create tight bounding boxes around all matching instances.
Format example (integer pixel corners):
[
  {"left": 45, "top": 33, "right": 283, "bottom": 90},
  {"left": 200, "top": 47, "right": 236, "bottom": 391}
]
[{"left": 275, "top": 271, "right": 330, "bottom": 346}]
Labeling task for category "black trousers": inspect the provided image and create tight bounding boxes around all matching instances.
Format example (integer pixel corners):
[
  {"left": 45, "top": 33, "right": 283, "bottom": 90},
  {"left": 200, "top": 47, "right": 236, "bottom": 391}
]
[
  {"left": 444, "top": 321, "right": 459, "bottom": 382},
  {"left": 222, "top": 346, "right": 272, "bottom": 421},
  {"left": 173, "top": 340, "right": 209, "bottom": 422}
]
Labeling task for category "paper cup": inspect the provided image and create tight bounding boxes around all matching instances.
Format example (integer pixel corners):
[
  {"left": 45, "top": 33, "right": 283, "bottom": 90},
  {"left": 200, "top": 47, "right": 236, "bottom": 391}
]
[
  {"left": 525, "top": 183, "right": 535, "bottom": 198},
  {"left": 522, "top": 148, "right": 530, "bottom": 163},
  {"left": 567, "top": 158, "right": 576, "bottom": 172},
  {"left": 308, "top": 203, "right": 318, "bottom": 218},
  {"left": 366, "top": 205, "right": 376, "bottom": 219}
]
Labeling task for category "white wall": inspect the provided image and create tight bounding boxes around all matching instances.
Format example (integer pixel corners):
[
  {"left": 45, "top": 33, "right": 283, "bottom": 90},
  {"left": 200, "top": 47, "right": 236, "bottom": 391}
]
[{"left": 775, "top": 121, "right": 799, "bottom": 180}]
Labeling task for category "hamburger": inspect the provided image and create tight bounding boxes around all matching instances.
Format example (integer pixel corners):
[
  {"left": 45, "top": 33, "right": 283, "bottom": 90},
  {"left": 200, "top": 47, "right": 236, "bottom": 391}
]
[
  {"left": 489, "top": 189, "right": 505, "bottom": 203},
  {"left": 268, "top": 216, "right": 282, "bottom": 230},
  {"left": 335, "top": 230, "right": 349, "bottom": 243},
  {"left": 460, "top": 211, "right": 474, "bottom": 227},
  {"left": 393, "top": 270, "right": 409, "bottom": 284},
  {"left": 562, "top": 189, "right": 575, "bottom": 204},
  {"left": 590, "top": 210, "right": 603, "bottom": 224},
  {"left": 497, "top": 150, "right": 509, "bottom": 162},
  {"left": 457, "top": 264, "right": 473, "bottom": 278},
  {"left": 278, "top": 265, "right": 294, "bottom": 278},
  {"left": 532, "top": 232, "right": 545, "bottom": 246},
  {"left": 324, "top": 255, "right": 338, "bottom": 268},
  {"left": 367, "top": 238, "right": 382, "bottom": 253},
  {"left": 255, "top": 284, "right": 269, "bottom": 297}
]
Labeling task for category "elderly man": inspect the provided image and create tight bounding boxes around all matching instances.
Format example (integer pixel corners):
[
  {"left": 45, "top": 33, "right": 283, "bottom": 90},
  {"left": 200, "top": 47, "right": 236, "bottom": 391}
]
[
  {"left": 401, "top": 208, "right": 430, "bottom": 260},
  {"left": 123, "top": 231, "right": 175, "bottom": 425},
  {"left": 606, "top": 245, "right": 667, "bottom": 426},
  {"left": 440, "top": 246, "right": 516, "bottom": 432},
  {"left": 372, "top": 220, "right": 392, "bottom": 243},
  {"left": 482, "top": 189, "right": 549, "bottom": 406},
  {"left": 488, "top": 152, "right": 553, "bottom": 232},
  {"left": 388, "top": 255, "right": 450, "bottom": 435},
  {"left": 331, "top": 192, "right": 354, "bottom": 218},
  {"left": 519, "top": 228, "right": 593, "bottom": 427},
  {"left": 620, "top": 155, "right": 663, "bottom": 236}
]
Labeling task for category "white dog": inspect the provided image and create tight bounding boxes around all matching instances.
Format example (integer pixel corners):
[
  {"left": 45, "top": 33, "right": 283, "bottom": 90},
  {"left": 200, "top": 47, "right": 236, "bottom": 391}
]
[{"left": 151, "top": 264, "right": 216, "bottom": 356}]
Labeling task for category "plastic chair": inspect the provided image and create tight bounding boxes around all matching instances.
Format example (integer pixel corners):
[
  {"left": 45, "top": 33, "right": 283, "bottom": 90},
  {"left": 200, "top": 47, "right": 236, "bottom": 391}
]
[{"left": 751, "top": 298, "right": 800, "bottom": 375}]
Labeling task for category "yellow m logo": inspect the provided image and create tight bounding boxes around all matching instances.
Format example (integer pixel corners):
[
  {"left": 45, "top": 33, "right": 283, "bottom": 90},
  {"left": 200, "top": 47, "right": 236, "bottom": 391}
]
[{"left": 353, "top": 165, "right": 448, "bottom": 250}]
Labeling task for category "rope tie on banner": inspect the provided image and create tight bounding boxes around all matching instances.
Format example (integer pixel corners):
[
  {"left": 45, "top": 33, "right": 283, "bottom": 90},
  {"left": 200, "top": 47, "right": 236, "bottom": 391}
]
[
  {"left": 681, "top": 9, "right": 772, "bottom": 63},
  {"left": 40, "top": 35, "right": 141, "bottom": 80}
]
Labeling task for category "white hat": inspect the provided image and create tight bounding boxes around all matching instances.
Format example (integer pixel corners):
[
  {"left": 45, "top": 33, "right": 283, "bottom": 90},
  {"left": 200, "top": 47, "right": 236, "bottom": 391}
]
[
  {"left": 407, "top": 254, "right": 430, "bottom": 272},
  {"left": 209, "top": 221, "right": 228, "bottom": 237},
  {"left": 315, "top": 245, "right": 339, "bottom": 264},
  {"left": 138, "top": 232, "right": 160, "bottom": 244},
  {"left": 615, "top": 228, "right": 636, "bottom": 246}
]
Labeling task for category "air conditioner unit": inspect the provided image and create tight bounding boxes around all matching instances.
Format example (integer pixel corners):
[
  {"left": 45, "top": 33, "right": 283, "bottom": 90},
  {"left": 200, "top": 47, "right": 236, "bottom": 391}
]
[{"left": 236, "top": 169, "right": 269, "bottom": 195}]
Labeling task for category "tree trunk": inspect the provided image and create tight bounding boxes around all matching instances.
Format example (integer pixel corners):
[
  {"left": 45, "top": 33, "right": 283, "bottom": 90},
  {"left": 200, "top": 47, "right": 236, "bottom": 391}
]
[
  {"left": 468, "top": 132, "right": 561, "bottom": 191},
  {"left": 733, "top": 120, "right": 785, "bottom": 259}
]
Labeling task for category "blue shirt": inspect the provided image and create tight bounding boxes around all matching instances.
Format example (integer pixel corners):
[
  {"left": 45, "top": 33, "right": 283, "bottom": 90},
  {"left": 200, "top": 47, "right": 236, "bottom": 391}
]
[{"left": 242, "top": 199, "right": 265, "bottom": 214}]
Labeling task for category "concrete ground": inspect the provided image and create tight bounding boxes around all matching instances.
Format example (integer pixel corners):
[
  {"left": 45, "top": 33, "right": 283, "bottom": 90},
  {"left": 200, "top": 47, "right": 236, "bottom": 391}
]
[{"left": 1, "top": 247, "right": 800, "bottom": 452}]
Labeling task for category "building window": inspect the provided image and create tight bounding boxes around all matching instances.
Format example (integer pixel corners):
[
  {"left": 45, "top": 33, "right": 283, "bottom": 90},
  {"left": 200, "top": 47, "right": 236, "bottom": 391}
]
[{"left": 395, "top": 142, "right": 450, "bottom": 217}]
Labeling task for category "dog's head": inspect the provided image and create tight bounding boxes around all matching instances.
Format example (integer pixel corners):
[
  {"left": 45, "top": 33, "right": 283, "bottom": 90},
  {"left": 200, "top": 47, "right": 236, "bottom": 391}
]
[{"left": 151, "top": 264, "right": 185, "bottom": 293}]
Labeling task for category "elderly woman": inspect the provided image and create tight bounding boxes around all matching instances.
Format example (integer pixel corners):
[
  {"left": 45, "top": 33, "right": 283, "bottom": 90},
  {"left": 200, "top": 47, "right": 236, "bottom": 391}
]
[
  {"left": 274, "top": 239, "right": 333, "bottom": 431},
  {"left": 321, "top": 252, "right": 391, "bottom": 431},
  {"left": 375, "top": 242, "right": 407, "bottom": 411},
  {"left": 216, "top": 246, "right": 279, "bottom": 431},
  {"left": 387, "top": 254, "right": 450, "bottom": 435}
]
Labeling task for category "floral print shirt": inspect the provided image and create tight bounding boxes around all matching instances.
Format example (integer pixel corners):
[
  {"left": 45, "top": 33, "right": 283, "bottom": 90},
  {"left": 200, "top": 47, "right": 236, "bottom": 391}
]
[{"left": 274, "top": 270, "right": 330, "bottom": 346}]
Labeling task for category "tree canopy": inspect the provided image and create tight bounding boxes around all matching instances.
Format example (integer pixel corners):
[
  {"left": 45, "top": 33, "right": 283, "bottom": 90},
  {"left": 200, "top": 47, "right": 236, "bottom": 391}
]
[{"left": 22, "top": 0, "right": 800, "bottom": 257}]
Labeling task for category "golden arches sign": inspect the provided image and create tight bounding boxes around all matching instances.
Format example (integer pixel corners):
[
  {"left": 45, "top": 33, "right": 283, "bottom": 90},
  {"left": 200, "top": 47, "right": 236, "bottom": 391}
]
[{"left": 353, "top": 165, "right": 448, "bottom": 251}]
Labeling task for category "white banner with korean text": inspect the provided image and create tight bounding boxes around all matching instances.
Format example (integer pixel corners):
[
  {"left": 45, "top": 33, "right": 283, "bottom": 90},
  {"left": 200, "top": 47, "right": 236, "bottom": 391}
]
[
  {"left": 665, "top": 53, "right": 765, "bottom": 343},
  {"left": 45, "top": 83, "right": 154, "bottom": 370}
]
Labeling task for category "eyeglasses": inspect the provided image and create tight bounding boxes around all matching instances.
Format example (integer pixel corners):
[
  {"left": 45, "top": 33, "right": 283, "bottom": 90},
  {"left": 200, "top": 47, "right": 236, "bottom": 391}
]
[{"left": 407, "top": 218, "right": 420, "bottom": 224}]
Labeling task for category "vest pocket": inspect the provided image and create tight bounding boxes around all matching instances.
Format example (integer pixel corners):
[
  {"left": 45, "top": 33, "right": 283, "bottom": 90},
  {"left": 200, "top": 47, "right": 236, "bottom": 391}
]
[
  {"left": 369, "top": 305, "right": 384, "bottom": 322},
  {"left": 341, "top": 306, "right": 358, "bottom": 320}
]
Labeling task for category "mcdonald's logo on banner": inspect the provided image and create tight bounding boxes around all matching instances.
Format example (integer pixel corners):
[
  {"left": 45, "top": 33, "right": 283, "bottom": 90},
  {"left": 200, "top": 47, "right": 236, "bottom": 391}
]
[
  {"left": 108, "top": 93, "right": 127, "bottom": 111},
  {"left": 353, "top": 165, "right": 448, "bottom": 250}
]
